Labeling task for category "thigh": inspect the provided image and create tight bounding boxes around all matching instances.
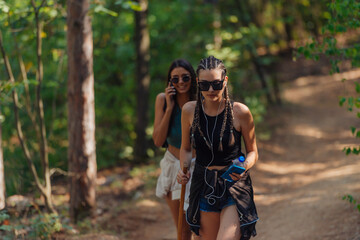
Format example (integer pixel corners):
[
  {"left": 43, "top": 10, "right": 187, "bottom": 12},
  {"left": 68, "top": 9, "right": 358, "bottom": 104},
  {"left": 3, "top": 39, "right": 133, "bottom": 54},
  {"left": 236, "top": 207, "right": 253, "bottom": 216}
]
[
  {"left": 217, "top": 205, "right": 241, "bottom": 240},
  {"left": 199, "top": 211, "right": 220, "bottom": 240}
]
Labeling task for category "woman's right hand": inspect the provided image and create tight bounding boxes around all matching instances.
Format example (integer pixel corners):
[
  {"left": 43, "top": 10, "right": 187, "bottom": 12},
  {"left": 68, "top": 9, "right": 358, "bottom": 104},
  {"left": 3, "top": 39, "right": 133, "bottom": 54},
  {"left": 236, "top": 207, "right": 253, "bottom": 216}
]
[
  {"left": 177, "top": 168, "right": 190, "bottom": 185},
  {"left": 165, "top": 82, "right": 176, "bottom": 110}
]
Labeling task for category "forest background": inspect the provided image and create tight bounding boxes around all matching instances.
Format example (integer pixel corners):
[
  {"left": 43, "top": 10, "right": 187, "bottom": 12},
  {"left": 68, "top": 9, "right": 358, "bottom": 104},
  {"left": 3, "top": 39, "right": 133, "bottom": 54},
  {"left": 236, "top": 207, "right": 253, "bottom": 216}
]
[{"left": 0, "top": 0, "right": 359, "bottom": 239}]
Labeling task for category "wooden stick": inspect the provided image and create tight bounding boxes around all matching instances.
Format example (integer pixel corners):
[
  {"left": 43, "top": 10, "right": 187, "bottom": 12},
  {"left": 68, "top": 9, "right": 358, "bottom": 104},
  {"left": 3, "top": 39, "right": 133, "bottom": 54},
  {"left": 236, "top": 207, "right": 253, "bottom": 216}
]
[{"left": 177, "top": 166, "right": 188, "bottom": 240}]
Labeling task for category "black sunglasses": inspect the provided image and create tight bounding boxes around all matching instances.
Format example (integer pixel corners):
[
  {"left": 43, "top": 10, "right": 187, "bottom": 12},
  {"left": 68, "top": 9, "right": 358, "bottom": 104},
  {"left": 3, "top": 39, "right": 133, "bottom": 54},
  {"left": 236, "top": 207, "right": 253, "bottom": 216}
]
[
  {"left": 198, "top": 80, "right": 224, "bottom": 91},
  {"left": 170, "top": 75, "right": 191, "bottom": 84}
]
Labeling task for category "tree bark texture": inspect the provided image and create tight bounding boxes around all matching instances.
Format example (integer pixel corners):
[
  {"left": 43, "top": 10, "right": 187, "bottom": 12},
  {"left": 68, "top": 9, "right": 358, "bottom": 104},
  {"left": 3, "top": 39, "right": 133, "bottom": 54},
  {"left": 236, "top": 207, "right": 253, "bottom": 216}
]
[
  {"left": 134, "top": 0, "right": 150, "bottom": 163},
  {"left": 67, "top": 0, "right": 97, "bottom": 223}
]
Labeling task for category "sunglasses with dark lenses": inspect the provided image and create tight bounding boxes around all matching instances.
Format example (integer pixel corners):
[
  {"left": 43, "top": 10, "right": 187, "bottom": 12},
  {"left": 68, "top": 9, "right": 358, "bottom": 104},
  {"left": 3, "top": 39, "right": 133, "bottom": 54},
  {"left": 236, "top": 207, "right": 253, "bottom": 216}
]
[
  {"left": 198, "top": 80, "right": 224, "bottom": 91},
  {"left": 170, "top": 75, "right": 191, "bottom": 84}
]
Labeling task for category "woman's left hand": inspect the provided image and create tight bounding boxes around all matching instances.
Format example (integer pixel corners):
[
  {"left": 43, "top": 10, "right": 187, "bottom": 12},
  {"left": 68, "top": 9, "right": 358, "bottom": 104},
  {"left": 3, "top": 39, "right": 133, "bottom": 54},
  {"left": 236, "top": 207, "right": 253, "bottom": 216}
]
[{"left": 229, "top": 172, "right": 245, "bottom": 182}]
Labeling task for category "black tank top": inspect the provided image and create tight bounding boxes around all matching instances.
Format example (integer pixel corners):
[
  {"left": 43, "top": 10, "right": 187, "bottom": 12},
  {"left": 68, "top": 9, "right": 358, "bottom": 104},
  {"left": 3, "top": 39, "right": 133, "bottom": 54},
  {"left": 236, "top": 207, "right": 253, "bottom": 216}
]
[{"left": 193, "top": 105, "right": 242, "bottom": 167}]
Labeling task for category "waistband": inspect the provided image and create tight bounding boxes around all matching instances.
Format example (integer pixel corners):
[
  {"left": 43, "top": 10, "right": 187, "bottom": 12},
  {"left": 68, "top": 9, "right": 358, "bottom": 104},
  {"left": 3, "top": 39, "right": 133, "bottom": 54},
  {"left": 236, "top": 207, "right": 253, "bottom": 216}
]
[
  {"left": 164, "top": 150, "right": 180, "bottom": 162},
  {"left": 195, "top": 163, "right": 231, "bottom": 175}
]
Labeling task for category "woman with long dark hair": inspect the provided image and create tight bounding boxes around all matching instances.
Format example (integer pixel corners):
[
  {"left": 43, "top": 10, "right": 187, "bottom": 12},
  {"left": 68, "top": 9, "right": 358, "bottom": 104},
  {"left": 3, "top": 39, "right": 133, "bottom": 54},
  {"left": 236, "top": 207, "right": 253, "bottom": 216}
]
[{"left": 153, "top": 59, "right": 196, "bottom": 240}]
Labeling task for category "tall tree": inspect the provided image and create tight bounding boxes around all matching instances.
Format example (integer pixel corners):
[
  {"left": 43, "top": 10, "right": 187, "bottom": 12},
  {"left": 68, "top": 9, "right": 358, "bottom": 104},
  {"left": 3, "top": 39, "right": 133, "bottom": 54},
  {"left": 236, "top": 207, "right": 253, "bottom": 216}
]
[
  {"left": 134, "top": 0, "right": 150, "bottom": 162},
  {"left": 67, "top": 0, "right": 97, "bottom": 222}
]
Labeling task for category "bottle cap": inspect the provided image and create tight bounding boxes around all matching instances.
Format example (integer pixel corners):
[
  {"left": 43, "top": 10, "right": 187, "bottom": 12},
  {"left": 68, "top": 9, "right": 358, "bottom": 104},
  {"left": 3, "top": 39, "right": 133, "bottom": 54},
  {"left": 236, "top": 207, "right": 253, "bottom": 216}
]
[{"left": 239, "top": 156, "right": 245, "bottom": 162}]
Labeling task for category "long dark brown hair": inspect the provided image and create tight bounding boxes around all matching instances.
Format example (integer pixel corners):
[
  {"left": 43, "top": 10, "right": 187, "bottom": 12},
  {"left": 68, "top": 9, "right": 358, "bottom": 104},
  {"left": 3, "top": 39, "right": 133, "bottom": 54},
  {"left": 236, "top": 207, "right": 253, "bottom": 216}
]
[
  {"left": 166, "top": 59, "right": 197, "bottom": 101},
  {"left": 191, "top": 56, "right": 235, "bottom": 151}
]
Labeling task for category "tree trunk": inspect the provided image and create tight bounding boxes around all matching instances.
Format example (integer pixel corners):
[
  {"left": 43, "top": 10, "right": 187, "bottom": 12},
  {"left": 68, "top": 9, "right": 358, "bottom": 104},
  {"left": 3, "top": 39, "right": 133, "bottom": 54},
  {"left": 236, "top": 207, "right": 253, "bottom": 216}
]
[
  {"left": 212, "top": 3, "right": 222, "bottom": 50},
  {"left": 282, "top": 10, "right": 294, "bottom": 49},
  {"left": 252, "top": 57, "right": 273, "bottom": 104},
  {"left": 235, "top": 0, "right": 274, "bottom": 104},
  {"left": 67, "top": 0, "right": 97, "bottom": 223},
  {"left": 134, "top": 0, "right": 150, "bottom": 163},
  {"left": 0, "top": 107, "right": 5, "bottom": 210}
]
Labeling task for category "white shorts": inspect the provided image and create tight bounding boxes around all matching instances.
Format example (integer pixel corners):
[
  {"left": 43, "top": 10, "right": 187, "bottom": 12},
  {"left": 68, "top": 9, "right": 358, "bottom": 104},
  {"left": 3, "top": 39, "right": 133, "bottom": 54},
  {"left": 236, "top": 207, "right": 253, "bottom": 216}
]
[
  {"left": 156, "top": 150, "right": 182, "bottom": 200},
  {"left": 155, "top": 150, "right": 195, "bottom": 207}
]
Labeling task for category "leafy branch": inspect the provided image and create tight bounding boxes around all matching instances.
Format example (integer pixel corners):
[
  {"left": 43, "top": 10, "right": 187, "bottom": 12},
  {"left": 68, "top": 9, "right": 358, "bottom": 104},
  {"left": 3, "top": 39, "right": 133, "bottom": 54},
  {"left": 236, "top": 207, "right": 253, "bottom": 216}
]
[
  {"left": 297, "top": 0, "right": 360, "bottom": 156},
  {"left": 0, "top": 0, "right": 56, "bottom": 213}
]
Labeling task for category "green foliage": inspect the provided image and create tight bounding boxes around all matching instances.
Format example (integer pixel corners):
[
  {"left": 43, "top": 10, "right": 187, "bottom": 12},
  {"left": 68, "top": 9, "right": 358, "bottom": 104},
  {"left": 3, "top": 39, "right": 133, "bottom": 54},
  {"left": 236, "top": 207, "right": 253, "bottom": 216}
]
[
  {"left": 297, "top": 0, "right": 360, "bottom": 156},
  {"left": 297, "top": 0, "right": 360, "bottom": 72},
  {"left": 76, "top": 217, "right": 93, "bottom": 233},
  {"left": 28, "top": 213, "right": 62, "bottom": 239},
  {"left": 244, "top": 96, "right": 266, "bottom": 125},
  {"left": 91, "top": 5, "right": 118, "bottom": 17},
  {"left": 0, "top": 211, "right": 18, "bottom": 239},
  {"left": 115, "top": 0, "right": 141, "bottom": 11},
  {"left": 0, "top": 211, "right": 65, "bottom": 239},
  {"left": 343, "top": 194, "right": 360, "bottom": 212},
  {"left": 297, "top": 0, "right": 360, "bottom": 215},
  {"left": 0, "top": 211, "right": 10, "bottom": 222},
  {"left": 1, "top": 0, "right": 68, "bottom": 195},
  {"left": 0, "top": 82, "right": 13, "bottom": 104},
  {"left": 1, "top": 0, "right": 334, "bottom": 194}
]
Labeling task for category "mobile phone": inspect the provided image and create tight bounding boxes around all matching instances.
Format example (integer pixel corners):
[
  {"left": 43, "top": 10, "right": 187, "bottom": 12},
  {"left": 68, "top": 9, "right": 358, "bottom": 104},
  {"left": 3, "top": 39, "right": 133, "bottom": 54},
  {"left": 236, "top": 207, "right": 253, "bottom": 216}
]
[
  {"left": 170, "top": 81, "right": 176, "bottom": 97},
  {"left": 220, "top": 165, "right": 246, "bottom": 182}
]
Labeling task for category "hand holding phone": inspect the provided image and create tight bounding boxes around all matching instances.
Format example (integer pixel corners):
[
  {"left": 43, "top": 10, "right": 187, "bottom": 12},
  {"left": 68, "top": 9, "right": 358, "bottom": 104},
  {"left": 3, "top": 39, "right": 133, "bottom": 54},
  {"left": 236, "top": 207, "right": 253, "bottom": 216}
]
[
  {"left": 220, "top": 165, "right": 246, "bottom": 182},
  {"left": 170, "top": 81, "right": 176, "bottom": 98}
]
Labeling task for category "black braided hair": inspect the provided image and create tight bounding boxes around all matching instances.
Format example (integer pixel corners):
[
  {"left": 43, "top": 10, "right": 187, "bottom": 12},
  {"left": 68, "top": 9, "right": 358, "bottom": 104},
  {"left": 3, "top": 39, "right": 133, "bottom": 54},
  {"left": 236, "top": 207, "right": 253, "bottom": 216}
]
[{"left": 191, "top": 56, "right": 235, "bottom": 151}]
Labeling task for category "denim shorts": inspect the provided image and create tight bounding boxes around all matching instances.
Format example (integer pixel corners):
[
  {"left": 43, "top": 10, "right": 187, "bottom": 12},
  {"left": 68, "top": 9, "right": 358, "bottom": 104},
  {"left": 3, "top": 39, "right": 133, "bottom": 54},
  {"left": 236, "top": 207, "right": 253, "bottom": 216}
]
[{"left": 199, "top": 195, "right": 235, "bottom": 212}]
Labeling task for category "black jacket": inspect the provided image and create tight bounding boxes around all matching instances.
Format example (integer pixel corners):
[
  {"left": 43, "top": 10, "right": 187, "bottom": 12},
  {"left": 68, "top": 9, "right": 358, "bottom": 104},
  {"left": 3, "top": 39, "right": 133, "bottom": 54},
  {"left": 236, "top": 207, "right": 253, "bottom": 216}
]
[{"left": 186, "top": 163, "right": 258, "bottom": 239}]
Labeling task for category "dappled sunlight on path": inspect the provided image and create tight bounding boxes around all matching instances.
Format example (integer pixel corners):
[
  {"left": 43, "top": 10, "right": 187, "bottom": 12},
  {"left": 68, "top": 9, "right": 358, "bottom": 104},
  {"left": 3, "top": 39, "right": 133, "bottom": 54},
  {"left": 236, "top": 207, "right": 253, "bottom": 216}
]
[
  {"left": 252, "top": 69, "right": 360, "bottom": 240},
  {"left": 133, "top": 69, "right": 360, "bottom": 240}
]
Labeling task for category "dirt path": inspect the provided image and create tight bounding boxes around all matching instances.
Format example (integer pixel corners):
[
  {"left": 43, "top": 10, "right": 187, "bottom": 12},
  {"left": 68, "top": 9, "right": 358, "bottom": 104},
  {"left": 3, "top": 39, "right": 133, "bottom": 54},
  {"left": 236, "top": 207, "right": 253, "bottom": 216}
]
[
  {"left": 253, "top": 69, "right": 360, "bottom": 240},
  {"left": 137, "top": 69, "right": 360, "bottom": 240}
]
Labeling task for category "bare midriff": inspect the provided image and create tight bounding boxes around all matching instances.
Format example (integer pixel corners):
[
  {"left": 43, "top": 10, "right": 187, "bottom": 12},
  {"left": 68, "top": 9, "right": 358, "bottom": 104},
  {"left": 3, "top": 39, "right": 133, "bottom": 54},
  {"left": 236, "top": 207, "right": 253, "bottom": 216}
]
[
  {"left": 206, "top": 165, "right": 229, "bottom": 170},
  {"left": 168, "top": 144, "right": 195, "bottom": 160}
]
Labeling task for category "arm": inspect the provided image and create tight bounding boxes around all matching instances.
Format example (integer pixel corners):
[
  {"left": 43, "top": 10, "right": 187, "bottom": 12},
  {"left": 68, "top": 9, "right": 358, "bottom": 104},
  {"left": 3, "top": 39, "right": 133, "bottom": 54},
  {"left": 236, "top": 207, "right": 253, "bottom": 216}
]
[
  {"left": 233, "top": 102, "right": 258, "bottom": 171},
  {"left": 152, "top": 83, "right": 176, "bottom": 147},
  {"left": 178, "top": 101, "right": 195, "bottom": 183}
]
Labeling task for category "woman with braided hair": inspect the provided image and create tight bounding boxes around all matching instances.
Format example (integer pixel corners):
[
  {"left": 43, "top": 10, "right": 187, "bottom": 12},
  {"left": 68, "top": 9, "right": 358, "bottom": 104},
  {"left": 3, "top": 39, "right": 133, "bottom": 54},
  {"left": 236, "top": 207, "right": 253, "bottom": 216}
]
[
  {"left": 153, "top": 59, "right": 196, "bottom": 240},
  {"left": 177, "top": 56, "right": 259, "bottom": 239}
]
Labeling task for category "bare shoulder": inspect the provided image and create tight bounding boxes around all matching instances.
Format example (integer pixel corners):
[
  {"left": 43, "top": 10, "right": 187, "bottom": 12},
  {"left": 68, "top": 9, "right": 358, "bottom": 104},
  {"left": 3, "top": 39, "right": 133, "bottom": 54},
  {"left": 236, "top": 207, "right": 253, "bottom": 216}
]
[
  {"left": 233, "top": 102, "right": 254, "bottom": 131},
  {"left": 155, "top": 92, "right": 166, "bottom": 107},
  {"left": 182, "top": 101, "right": 196, "bottom": 125},
  {"left": 155, "top": 92, "right": 166, "bottom": 102},
  {"left": 233, "top": 102, "right": 252, "bottom": 119},
  {"left": 182, "top": 101, "right": 197, "bottom": 115}
]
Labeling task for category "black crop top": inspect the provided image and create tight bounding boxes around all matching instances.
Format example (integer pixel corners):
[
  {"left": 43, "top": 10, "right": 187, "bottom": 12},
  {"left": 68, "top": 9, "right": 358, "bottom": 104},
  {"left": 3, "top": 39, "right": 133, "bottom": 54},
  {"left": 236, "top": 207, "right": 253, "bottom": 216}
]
[{"left": 193, "top": 105, "right": 242, "bottom": 167}]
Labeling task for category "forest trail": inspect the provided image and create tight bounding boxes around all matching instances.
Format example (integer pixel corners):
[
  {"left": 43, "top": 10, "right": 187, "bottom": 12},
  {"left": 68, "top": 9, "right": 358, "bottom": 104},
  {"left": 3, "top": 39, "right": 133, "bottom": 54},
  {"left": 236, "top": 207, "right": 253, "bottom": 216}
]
[
  {"left": 135, "top": 69, "right": 360, "bottom": 240},
  {"left": 69, "top": 67, "right": 360, "bottom": 240},
  {"left": 252, "top": 69, "right": 360, "bottom": 240}
]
